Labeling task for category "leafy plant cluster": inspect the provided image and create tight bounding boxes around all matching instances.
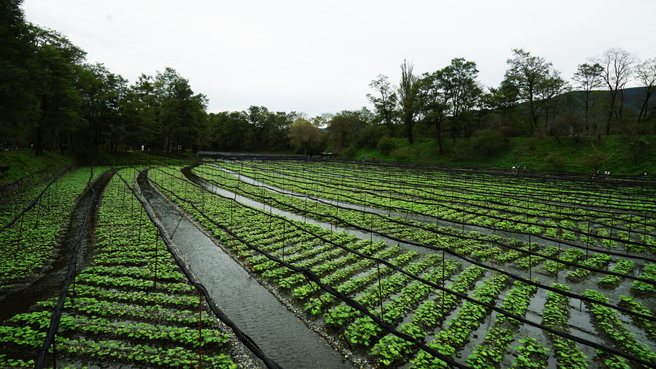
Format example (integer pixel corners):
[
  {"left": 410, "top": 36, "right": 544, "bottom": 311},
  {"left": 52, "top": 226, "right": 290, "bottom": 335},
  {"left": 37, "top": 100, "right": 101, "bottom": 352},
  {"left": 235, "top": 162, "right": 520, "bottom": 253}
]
[
  {"left": 152, "top": 162, "right": 655, "bottom": 368},
  {"left": 630, "top": 264, "right": 656, "bottom": 294},
  {"left": 0, "top": 168, "right": 97, "bottom": 297},
  {"left": 0, "top": 167, "right": 237, "bottom": 368},
  {"left": 466, "top": 279, "right": 538, "bottom": 368},
  {"left": 565, "top": 253, "right": 613, "bottom": 282},
  {"left": 411, "top": 273, "right": 509, "bottom": 368},
  {"left": 582, "top": 289, "right": 656, "bottom": 366},
  {"left": 216, "top": 160, "right": 655, "bottom": 251},
  {"left": 598, "top": 258, "right": 635, "bottom": 288},
  {"left": 617, "top": 295, "right": 656, "bottom": 341},
  {"left": 508, "top": 337, "right": 550, "bottom": 369},
  {"left": 540, "top": 283, "right": 589, "bottom": 368}
]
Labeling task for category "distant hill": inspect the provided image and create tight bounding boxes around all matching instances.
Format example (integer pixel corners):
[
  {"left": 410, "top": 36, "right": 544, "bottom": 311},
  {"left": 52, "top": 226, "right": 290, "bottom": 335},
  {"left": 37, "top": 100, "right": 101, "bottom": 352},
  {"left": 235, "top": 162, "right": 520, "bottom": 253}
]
[{"left": 567, "top": 86, "right": 654, "bottom": 115}]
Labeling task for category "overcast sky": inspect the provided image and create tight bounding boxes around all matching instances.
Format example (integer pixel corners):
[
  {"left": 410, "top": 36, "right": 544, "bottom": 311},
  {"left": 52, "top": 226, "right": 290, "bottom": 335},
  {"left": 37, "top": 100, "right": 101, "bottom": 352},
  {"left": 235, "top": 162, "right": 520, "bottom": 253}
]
[{"left": 22, "top": 0, "right": 656, "bottom": 117}]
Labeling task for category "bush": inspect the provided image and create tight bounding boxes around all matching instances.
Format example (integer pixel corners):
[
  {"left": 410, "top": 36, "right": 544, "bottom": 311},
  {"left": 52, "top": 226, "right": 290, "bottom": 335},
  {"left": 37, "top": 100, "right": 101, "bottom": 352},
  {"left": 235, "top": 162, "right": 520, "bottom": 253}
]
[
  {"left": 390, "top": 147, "right": 411, "bottom": 160},
  {"left": 545, "top": 153, "right": 567, "bottom": 171},
  {"left": 377, "top": 136, "right": 398, "bottom": 155},
  {"left": 339, "top": 145, "right": 358, "bottom": 158},
  {"left": 471, "top": 129, "right": 505, "bottom": 156},
  {"left": 580, "top": 148, "right": 609, "bottom": 170}
]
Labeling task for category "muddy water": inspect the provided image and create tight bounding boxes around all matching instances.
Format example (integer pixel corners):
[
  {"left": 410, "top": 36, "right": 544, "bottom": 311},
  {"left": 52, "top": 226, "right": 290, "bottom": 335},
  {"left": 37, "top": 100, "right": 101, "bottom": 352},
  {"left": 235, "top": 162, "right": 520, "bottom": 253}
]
[
  {"left": 0, "top": 171, "right": 112, "bottom": 323},
  {"left": 137, "top": 171, "right": 354, "bottom": 369}
]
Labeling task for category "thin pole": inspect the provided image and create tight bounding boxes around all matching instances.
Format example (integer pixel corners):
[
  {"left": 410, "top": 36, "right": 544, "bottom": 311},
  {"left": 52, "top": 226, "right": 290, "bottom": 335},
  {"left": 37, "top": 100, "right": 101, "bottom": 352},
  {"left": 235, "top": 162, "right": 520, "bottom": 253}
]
[
  {"left": 377, "top": 261, "right": 384, "bottom": 322},
  {"left": 153, "top": 228, "right": 158, "bottom": 290},
  {"left": 198, "top": 290, "right": 203, "bottom": 369}
]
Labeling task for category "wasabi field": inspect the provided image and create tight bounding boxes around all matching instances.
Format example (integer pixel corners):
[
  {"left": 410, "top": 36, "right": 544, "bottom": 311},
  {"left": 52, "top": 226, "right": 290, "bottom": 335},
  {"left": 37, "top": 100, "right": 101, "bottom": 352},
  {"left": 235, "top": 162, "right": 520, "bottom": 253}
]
[{"left": 1, "top": 159, "right": 655, "bottom": 368}]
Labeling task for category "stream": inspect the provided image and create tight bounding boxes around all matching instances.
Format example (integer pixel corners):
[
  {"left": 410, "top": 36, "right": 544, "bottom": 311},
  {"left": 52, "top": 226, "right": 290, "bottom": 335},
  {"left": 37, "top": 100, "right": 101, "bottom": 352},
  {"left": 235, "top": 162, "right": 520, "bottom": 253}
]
[
  {"left": 137, "top": 170, "right": 355, "bottom": 369},
  {"left": 182, "top": 164, "right": 656, "bottom": 365}
]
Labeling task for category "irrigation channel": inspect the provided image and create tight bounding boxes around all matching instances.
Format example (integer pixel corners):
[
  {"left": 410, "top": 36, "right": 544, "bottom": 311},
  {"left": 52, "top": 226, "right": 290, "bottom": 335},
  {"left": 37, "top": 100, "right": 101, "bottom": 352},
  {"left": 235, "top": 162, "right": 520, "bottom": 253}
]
[
  {"left": 182, "top": 164, "right": 654, "bottom": 366},
  {"left": 137, "top": 170, "right": 358, "bottom": 369},
  {"left": 0, "top": 170, "right": 111, "bottom": 323},
  {"left": 2, "top": 160, "right": 655, "bottom": 368},
  {"left": 162, "top": 160, "right": 656, "bottom": 369}
]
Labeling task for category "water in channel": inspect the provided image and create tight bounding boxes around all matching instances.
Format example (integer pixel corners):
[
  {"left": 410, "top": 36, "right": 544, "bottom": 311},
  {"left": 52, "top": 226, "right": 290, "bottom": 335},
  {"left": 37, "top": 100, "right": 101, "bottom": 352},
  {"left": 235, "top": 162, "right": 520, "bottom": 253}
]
[
  {"left": 0, "top": 171, "right": 112, "bottom": 324},
  {"left": 188, "top": 164, "right": 656, "bottom": 364},
  {"left": 137, "top": 171, "right": 354, "bottom": 369}
]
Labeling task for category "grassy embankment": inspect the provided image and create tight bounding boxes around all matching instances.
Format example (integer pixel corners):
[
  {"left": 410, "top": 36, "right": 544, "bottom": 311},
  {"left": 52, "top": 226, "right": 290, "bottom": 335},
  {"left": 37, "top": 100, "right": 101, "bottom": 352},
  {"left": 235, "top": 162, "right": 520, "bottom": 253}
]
[
  {"left": 351, "top": 135, "right": 656, "bottom": 176},
  {"left": 0, "top": 150, "right": 194, "bottom": 185},
  {"left": 2, "top": 135, "right": 654, "bottom": 184}
]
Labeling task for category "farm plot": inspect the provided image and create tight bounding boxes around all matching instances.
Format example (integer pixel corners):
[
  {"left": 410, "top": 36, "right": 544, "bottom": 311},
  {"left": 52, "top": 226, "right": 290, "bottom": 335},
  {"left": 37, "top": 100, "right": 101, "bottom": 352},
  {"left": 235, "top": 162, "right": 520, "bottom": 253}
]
[
  {"left": 215, "top": 160, "right": 656, "bottom": 252},
  {"left": 0, "top": 166, "right": 99, "bottom": 304},
  {"left": 157, "top": 160, "right": 656, "bottom": 368},
  {"left": 0, "top": 168, "right": 238, "bottom": 368}
]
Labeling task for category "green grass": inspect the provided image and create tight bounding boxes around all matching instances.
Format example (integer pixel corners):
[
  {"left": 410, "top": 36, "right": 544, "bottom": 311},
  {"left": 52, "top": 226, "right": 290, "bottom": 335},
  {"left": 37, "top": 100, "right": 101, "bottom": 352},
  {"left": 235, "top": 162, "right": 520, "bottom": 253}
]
[
  {"left": 351, "top": 135, "right": 656, "bottom": 176},
  {"left": 0, "top": 150, "right": 194, "bottom": 185},
  {"left": 0, "top": 150, "right": 74, "bottom": 183}
]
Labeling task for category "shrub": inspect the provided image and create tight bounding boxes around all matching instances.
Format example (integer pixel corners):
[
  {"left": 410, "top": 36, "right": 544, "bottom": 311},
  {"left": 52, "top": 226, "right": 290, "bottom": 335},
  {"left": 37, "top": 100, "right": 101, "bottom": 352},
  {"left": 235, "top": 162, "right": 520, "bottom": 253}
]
[
  {"left": 377, "top": 136, "right": 399, "bottom": 155},
  {"left": 471, "top": 129, "right": 505, "bottom": 156},
  {"left": 546, "top": 153, "right": 567, "bottom": 171}
]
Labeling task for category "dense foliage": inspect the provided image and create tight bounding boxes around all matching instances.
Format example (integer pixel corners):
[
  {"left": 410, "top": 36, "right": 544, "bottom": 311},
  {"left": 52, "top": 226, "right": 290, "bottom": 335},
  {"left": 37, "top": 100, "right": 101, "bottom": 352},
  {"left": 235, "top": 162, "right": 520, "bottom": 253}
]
[{"left": 2, "top": 1, "right": 655, "bottom": 161}]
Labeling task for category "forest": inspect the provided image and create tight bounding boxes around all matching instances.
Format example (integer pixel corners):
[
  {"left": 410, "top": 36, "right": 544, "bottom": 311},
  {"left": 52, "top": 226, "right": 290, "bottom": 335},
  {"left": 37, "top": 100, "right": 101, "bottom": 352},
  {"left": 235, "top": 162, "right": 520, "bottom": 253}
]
[{"left": 2, "top": 0, "right": 655, "bottom": 161}]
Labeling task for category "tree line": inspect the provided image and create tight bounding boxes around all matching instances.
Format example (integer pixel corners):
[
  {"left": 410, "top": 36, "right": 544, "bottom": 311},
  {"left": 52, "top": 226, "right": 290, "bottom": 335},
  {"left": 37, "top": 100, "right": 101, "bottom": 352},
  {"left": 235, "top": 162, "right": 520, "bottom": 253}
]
[
  {"left": 365, "top": 49, "right": 655, "bottom": 156},
  {"left": 2, "top": 0, "right": 655, "bottom": 159},
  {"left": 1, "top": 0, "right": 210, "bottom": 158}
]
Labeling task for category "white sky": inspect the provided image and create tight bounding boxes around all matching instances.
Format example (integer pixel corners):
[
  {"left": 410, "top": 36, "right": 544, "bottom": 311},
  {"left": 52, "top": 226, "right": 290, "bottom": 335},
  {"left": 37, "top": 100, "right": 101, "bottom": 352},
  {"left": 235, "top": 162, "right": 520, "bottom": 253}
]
[{"left": 22, "top": 0, "right": 656, "bottom": 117}]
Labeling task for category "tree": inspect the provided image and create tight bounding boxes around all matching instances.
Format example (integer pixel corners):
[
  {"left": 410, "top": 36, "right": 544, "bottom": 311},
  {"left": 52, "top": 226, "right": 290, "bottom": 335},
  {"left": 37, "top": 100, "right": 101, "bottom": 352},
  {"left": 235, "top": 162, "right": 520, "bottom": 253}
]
[
  {"left": 415, "top": 70, "right": 448, "bottom": 154},
  {"left": 120, "top": 75, "right": 159, "bottom": 150},
  {"left": 572, "top": 63, "right": 604, "bottom": 132},
  {"left": 482, "top": 79, "right": 521, "bottom": 137},
  {"left": 123, "top": 74, "right": 161, "bottom": 150},
  {"left": 441, "top": 58, "right": 483, "bottom": 144},
  {"left": 209, "top": 111, "right": 253, "bottom": 151},
  {"left": 397, "top": 59, "right": 419, "bottom": 144},
  {"left": 635, "top": 57, "right": 656, "bottom": 125},
  {"left": 311, "top": 113, "right": 332, "bottom": 129},
  {"left": 326, "top": 109, "right": 372, "bottom": 152},
  {"left": 288, "top": 118, "right": 323, "bottom": 155},
  {"left": 484, "top": 78, "right": 519, "bottom": 112},
  {"left": 244, "top": 106, "right": 293, "bottom": 151},
  {"left": 535, "top": 69, "right": 569, "bottom": 138},
  {"left": 367, "top": 74, "right": 397, "bottom": 128},
  {"left": 260, "top": 110, "right": 292, "bottom": 151},
  {"left": 0, "top": 0, "right": 37, "bottom": 139},
  {"left": 595, "top": 48, "right": 637, "bottom": 134},
  {"left": 503, "top": 49, "right": 561, "bottom": 136},
  {"left": 153, "top": 67, "right": 208, "bottom": 152},
  {"left": 29, "top": 25, "right": 87, "bottom": 156},
  {"left": 76, "top": 63, "right": 128, "bottom": 153}
]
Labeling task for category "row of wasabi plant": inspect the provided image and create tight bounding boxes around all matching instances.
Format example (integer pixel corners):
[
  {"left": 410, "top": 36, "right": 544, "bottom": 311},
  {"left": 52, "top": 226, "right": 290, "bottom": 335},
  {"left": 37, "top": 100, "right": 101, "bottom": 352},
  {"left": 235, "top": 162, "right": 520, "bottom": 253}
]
[
  {"left": 216, "top": 160, "right": 656, "bottom": 251},
  {"left": 192, "top": 162, "right": 653, "bottom": 304},
  {"left": 0, "top": 167, "right": 237, "bottom": 368},
  {"left": 0, "top": 168, "right": 99, "bottom": 299},
  {"left": 150, "top": 164, "right": 655, "bottom": 367}
]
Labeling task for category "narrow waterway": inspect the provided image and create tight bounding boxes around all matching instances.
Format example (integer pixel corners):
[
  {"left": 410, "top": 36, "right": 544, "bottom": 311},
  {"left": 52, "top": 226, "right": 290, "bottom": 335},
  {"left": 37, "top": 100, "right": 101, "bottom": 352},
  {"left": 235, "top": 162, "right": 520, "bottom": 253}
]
[
  {"left": 137, "top": 170, "right": 355, "bottom": 369},
  {"left": 185, "top": 166, "right": 437, "bottom": 256},
  {"left": 185, "top": 164, "right": 656, "bottom": 364},
  {"left": 204, "top": 164, "right": 602, "bottom": 250}
]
